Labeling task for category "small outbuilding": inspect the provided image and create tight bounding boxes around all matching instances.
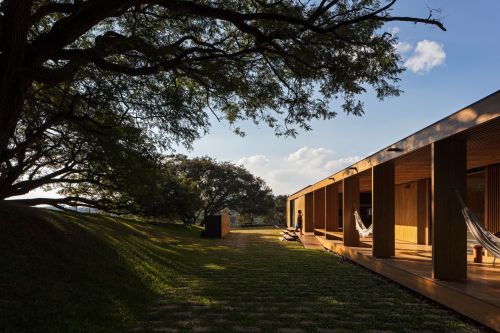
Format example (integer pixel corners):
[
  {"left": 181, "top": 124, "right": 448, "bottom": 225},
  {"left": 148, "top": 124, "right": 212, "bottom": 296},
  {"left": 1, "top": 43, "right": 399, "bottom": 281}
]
[{"left": 203, "top": 214, "right": 230, "bottom": 238}]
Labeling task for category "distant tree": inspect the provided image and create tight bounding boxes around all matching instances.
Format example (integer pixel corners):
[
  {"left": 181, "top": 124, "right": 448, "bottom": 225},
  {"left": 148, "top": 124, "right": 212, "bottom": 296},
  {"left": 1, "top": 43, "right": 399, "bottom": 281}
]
[
  {"left": 132, "top": 172, "right": 203, "bottom": 223},
  {"left": 260, "top": 195, "right": 288, "bottom": 226},
  {"left": 168, "top": 156, "right": 273, "bottom": 224},
  {"left": 267, "top": 195, "right": 288, "bottom": 226},
  {"left": 0, "top": 1, "right": 445, "bottom": 203}
]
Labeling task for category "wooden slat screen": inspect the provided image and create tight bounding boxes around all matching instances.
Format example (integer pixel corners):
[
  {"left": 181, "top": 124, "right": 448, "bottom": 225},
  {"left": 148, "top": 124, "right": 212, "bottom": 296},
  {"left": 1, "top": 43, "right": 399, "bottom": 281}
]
[{"left": 486, "top": 164, "right": 500, "bottom": 233}]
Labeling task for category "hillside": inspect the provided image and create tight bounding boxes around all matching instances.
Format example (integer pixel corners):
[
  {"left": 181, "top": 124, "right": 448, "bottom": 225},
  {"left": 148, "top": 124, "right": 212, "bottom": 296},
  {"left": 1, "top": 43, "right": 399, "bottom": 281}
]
[{"left": 0, "top": 202, "right": 202, "bottom": 333}]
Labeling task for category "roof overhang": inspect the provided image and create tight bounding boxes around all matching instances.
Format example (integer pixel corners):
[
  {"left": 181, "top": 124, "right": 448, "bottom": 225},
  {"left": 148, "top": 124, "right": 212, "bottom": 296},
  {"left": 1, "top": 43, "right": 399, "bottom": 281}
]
[{"left": 288, "top": 90, "right": 500, "bottom": 200}]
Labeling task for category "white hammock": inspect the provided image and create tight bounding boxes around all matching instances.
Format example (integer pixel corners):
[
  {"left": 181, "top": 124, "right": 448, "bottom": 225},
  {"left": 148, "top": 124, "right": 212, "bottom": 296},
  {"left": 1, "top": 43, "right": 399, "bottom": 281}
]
[
  {"left": 354, "top": 210, "right": 373, "bottom": 237},
  {"left": 455, "top": 189, "right": 500, "bottom": 266}
]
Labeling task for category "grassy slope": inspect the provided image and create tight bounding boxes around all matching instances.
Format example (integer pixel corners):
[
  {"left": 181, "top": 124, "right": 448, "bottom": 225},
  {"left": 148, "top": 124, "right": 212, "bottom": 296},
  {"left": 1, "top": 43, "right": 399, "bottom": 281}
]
[
  {"left": 0, "top": 203, "right": 485, "bottom": 333},
  {"left": 0, "top": 202, "right": 203, "bottom": 333}
]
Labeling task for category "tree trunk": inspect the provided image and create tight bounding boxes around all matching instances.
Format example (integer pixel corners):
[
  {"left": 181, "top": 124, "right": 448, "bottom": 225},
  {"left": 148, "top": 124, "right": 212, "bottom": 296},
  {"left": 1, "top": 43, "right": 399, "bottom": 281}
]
[
  {"left": 0, "top": 0, "right": 33, "bottom": 160},
  {"left": 199, "top": 209, "right": 208, "bottom": 226}
]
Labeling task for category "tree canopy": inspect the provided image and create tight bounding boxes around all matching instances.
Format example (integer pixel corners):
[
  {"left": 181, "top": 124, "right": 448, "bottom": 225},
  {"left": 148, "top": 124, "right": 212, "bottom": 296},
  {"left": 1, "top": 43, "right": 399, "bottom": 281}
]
[
  {"left": 264, "top": 194, "right": 287, "bottom": 226},
  {"left": 167, "top": 155, "right": 274, "bottom": 223},
  {"left": 0, "top": 0, "right": 445, "bottom": 207}
]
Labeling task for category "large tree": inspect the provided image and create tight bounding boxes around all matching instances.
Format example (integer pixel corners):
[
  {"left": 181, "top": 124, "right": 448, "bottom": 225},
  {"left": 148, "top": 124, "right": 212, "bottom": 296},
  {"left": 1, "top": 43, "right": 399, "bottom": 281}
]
[
  {"left": 0, "top": 0, "right": 445, "bottom": 203},
  {"left": 0, "top": 75, "right": 167, "bottom": 209},
  {"left": 167, "top": 156, "right": 274, "bottom": 223}
]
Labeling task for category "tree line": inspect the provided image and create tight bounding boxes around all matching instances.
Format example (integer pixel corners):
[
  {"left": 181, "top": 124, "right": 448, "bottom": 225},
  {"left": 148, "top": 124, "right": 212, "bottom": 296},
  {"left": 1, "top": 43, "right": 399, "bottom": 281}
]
[{"left": 129, "top": 154, "right": 287, "bottom": 225}]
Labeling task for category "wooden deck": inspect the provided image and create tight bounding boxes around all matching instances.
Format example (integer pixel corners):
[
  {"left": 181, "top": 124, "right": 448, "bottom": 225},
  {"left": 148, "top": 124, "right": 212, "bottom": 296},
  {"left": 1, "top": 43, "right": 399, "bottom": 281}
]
[
  {"left": 298, "top": 234, "right": 325, "bottom": 250},
  {"left": 314, "top": 236, "right": 500, "bottom": 331}
]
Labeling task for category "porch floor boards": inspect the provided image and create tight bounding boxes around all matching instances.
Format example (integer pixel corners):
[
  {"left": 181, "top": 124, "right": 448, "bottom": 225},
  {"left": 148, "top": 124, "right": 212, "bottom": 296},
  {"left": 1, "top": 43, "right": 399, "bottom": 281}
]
[{"left": 297, "top": 234, "right": 325, "bottom": 250}]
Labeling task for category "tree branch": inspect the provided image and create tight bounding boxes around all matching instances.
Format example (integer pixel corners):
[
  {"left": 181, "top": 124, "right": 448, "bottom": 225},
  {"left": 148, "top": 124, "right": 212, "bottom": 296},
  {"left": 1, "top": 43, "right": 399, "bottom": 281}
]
[
  {"left": 29, "top": 2, "right": 76, "bottom": 25},
  {"left": 8, "top": 196, "right": 128, "bottom": 214}
]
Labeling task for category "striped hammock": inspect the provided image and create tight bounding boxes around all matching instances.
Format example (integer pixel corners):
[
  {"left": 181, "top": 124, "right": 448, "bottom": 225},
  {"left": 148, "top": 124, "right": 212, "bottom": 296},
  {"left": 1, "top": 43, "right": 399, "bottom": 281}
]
[
  {"left": 354, "top": 210, "right": 373, "bottom": 237},
  {"left": 455, "top": 189, "right": 500, "bottom": 266}
]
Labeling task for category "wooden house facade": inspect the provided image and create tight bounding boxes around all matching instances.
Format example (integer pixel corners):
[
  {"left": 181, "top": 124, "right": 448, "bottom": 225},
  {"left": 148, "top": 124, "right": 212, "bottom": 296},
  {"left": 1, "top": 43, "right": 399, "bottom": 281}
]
[{"left": 286, "top": 91, "right": 500, "bottom": 330}]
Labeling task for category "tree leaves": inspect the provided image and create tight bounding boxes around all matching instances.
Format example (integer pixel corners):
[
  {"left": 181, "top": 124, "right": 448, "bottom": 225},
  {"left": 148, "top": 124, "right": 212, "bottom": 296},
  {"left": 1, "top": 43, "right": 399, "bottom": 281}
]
[{"left": 167, "top": 155, "right": 274, "bottom": 220}]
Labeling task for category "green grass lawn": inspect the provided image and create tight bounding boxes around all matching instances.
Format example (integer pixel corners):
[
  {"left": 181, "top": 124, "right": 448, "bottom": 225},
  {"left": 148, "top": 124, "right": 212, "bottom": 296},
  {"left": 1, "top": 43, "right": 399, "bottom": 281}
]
[{"left": 0, "top": 203, "right": 485, "bottom": 333}]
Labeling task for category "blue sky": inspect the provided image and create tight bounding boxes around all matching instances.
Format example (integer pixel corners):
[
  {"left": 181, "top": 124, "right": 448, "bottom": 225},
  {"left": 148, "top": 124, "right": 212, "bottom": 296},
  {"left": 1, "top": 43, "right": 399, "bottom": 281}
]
[{"left": 177, "top": 1, "right": 500, "bottom": 195}]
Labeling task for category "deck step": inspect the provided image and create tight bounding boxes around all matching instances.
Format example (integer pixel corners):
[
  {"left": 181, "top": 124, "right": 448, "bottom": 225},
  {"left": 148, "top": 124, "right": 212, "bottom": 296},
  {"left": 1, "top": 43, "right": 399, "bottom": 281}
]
[
  {"left": 282, "top": 230, "right": 298, "bottom": 237},
  {"left": 280, "top": 232, "right": 298, "bottom": 242}
]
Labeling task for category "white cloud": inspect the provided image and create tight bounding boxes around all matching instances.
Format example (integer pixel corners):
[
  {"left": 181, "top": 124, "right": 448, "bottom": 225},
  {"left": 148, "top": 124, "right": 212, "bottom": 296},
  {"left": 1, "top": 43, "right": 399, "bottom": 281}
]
[
  {"left": 404, "top": 40, "right": 446, "bottom": 73},
  {"left": 395, "top": 41, "right": 412, "bottom": 54},
  {"left": 238, "top": 147, "right": 359, "bottom": 195},
  {"left": 324, "top": 156, "right": 359, "bottom": 170},
  {"left": 286, "top": 146, "right": 334, "bottom": 168},
  {"left": 238, "top": 154, "right": 269, "bottom": 167},
  {"left": 388, "top": 27, "right": 400, "bottom": 35}
]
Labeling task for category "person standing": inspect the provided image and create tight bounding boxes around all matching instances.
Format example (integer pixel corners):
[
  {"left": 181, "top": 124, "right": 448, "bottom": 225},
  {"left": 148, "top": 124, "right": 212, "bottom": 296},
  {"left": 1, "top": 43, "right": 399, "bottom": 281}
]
[{"left": 296, "top": 210, "right": 303, "bottom": 235}]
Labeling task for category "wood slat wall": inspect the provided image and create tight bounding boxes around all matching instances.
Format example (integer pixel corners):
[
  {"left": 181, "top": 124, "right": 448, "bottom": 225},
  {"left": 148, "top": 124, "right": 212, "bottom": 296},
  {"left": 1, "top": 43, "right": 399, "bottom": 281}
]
[
  {"left": 395, "top": 182, "right": 418, "bottom": 243},
  {"left": 286, "top": 200, "right": 291, "bottom": 228},
  {"left": 313, "top": 188, "right": 326, "bottom": 229},
  {"left": 395, "top": 180, "right": 430, "bottom": 245},
  {"left": 417, "top": 179, "right": 431, "bottom": 245},
  {"left": 325, "top": 184, "right": 339, "bottom": 231},
  {"left": 486, "top": 164, "right": 500, "bottom": 233},
  {"left": 467, "top": 172, "right": 485, "bottom": 225},
  {"left": 305, "top": 192, "right": 314, "bottom": 232},
  {"left": 294, "top": 196, "right": 305, "bottom": 229}
]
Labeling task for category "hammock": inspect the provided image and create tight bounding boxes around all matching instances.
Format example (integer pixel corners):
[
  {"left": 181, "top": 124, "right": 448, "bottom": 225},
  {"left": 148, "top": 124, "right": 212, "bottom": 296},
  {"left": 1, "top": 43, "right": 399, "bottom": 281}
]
[
  {"left": 354, "top": 210, "right": 373, "bottom": 237},
  {"left": 455, "top": 189, "right": 500, "bottom": 266}
]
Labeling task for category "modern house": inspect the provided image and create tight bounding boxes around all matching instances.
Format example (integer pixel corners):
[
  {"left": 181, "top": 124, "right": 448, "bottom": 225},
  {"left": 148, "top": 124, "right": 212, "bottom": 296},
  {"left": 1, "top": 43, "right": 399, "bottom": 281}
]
[{"left": 286, "top": 91, "right": 500, "bottom": 330}]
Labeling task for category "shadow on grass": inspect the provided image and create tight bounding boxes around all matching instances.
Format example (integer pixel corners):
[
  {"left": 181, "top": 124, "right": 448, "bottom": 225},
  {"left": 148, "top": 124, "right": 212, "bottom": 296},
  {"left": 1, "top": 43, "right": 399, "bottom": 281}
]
[
  {"left": 132, "top": 230, "right": 486, "bottom": 333},
  {"left": 0, "top": 203, "right": 229, "bottom": 333},
  {"left": 0, "top": 203, "right": 486, "bottom": 333}
]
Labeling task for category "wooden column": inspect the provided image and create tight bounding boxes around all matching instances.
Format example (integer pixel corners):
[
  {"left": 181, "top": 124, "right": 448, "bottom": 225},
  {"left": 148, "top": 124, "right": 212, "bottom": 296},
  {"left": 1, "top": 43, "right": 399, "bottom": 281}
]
[
  {"left": 294, "top": 196, "right": 304, "bottom": 229},
  {"left": 313, "top": 188, "right": 326, "bottom": 230},
  {"left": 343, "top": 176, "right": 360, "bottom": 246},
  {"left": 485, "top": 164, "right": 500, "bottom": 233},
  {"left": 372, "top": 162, "right": 395, "bottom": 258},
  {"left": 417, "top": 179, "right": 431, "bottom": 245},
  {"left": 432, "top": 137, "right": 467, "bottom": 281},
  {"left": 326, "top": 184, "right": 339, "bottom": 231},
  {"left": 286, "top": 200, "right": 291, "bottom": 228},
  {"left": 304, "top": 192, "right": 314, "bottom": 233}
]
